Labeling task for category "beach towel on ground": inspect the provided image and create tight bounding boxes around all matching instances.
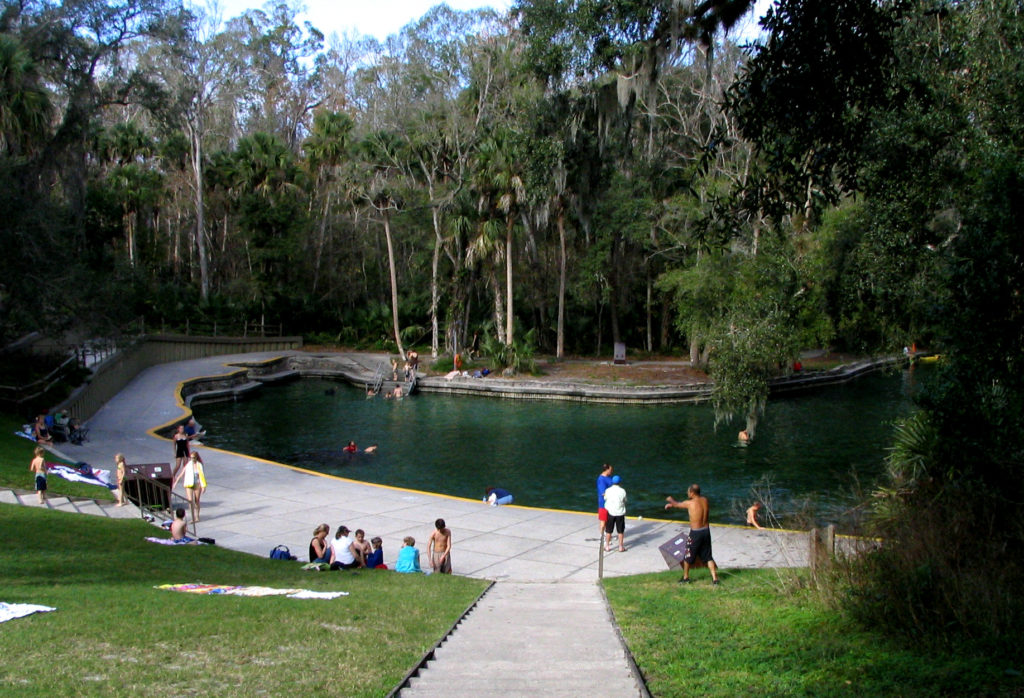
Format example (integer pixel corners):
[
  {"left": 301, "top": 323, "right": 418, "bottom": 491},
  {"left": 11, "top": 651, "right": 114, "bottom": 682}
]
[
  {"left": 0, "top": 602, "right": 56, "bottom": 623},
  {"left": 145, "top": 536, "right": 205, "bottom": 545},
  {"left": 157, "top": 584, "right": 347, "bottom": 599},
  {"left": 47, "top": 462, "right": 116, "bottom": 490}
]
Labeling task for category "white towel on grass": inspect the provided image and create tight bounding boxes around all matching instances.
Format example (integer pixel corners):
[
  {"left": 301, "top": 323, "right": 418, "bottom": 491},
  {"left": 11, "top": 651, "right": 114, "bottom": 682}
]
[{"left": 0, "top": 602, "right": 56, "bottom": 623}]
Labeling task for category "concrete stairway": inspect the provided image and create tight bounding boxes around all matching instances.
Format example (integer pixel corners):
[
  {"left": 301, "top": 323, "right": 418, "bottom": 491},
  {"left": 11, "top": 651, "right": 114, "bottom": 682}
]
[
  {"left": 399, "top": 581, "right": 646, "bottom": 697},
  {"left": 0, "top": 488, "right": 142, "bottom": 520}
]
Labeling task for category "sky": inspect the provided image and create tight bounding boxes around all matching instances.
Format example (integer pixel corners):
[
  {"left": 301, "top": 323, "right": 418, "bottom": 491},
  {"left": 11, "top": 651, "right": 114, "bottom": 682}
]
[
  {"left": 212, "top": 0, "right": 512, "bottom": 41},
  {"left": 207, "top": 0, "right": 771, "bottom": 43}
]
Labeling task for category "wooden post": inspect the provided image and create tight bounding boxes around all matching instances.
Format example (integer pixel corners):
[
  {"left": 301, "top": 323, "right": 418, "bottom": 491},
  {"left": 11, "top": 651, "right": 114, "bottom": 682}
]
[{"left": 809, "top": 525, "right": 836, "bottom": 571}]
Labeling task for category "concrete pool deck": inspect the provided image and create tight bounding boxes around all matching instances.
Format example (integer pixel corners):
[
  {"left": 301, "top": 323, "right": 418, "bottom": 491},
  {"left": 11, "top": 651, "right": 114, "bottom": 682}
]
[{"left": 65, "top": 350, "right": 810, "bottom": 580}]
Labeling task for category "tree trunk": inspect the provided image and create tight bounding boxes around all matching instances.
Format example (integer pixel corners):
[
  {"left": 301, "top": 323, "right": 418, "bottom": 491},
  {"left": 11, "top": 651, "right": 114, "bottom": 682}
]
[
  {"left": 382, "top": 209, "right": 405, "bottom": 360},
  {"left": 609, "top": 236, "right": 621, "bottom": 346},
  {"left": 429, "top": 205, "right": 442, "bottom": 358},
  {"left": 745, "top": 408, "right": 759, "bottom": 441},
  {"left": 556, "top": 207, "right": 567, "bottom": 359},
  {"left": 645, "top": 270, "right": 653, "bottom": 353},
  {"left": 312, "top": 187, "right": 331, "bottom": 294},
  {"left": 505, "top": 215, "right": 514, "bottom": 346},
  {"left": 189, "top": 124, "right": 209, "bottom": 301},
  {"left": 660, "top": 300, "right": 670, "bottom": 351},
  {"left": 493, "top": 272, "right": 506, "bottom": 345}
]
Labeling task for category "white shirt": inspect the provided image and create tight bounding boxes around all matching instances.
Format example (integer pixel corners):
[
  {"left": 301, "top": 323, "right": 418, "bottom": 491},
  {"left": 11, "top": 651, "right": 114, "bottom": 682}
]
[
  {"left": 331, "top": 535, "right": 355, "bottom": 565},
  {"left": 603, "top": 484, "right": 626, "bottom": 517}
]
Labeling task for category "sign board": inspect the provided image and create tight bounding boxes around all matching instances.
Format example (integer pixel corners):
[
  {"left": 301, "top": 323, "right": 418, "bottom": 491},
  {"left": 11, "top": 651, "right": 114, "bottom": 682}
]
[
  {"left": 658, "top": 531, "right": 706, "bottom": 569},
  {"left": 613, "top": 342, "right": 626, "bottom": 365}
]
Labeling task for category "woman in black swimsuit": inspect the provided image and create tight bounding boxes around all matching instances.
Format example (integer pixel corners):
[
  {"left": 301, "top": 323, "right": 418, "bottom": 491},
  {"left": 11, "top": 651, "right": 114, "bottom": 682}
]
[{"left": 172, "top": 425, "right": 190, "bottom": 484}]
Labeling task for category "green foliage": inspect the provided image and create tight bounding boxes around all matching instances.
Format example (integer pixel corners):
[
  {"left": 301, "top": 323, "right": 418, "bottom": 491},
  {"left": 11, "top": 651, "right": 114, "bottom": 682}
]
[
  {"left": 479, "top": 326, "right": 537, "bottom": 374},
  {"left": 729, "top": 0, "right": 902, "bottom": 215},
  {"left": 740, "top": 0, "right": 1024, "bottom": 649},
  {"left": 665, "top": 228, "right": 831, "bottom": 435}
]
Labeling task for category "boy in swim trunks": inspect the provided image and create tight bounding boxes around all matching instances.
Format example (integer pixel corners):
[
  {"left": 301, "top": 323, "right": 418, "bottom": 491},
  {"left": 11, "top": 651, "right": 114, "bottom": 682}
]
[
  {"left": 428, "top": 518, "right": 452, "bottom": 574},
  {"left": 665, "top": 484, "right": 720, "bottom": 585},
  {"left": 29, "top": 446, "right": 47, "bottom": 504}
]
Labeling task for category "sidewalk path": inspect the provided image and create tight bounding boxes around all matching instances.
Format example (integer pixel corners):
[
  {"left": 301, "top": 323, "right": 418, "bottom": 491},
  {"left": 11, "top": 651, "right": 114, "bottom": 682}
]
[
  {"left": 70, "top": 351, "right": 808, "bottom": 577},
  {"left": 65, "top": 351, "right": 809, "bottom": 696}
]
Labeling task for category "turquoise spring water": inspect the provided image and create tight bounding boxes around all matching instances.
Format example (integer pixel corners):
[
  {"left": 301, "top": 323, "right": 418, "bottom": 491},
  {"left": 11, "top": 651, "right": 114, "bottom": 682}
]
[{"left": 194, "top": 366, "right": 929, "bottom": 526}]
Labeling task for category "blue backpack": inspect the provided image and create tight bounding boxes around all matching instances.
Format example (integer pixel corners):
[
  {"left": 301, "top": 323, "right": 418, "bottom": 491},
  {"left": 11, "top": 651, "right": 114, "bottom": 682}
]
[{"left": 269, "top": 545, "right": 295, "bottom": 561}]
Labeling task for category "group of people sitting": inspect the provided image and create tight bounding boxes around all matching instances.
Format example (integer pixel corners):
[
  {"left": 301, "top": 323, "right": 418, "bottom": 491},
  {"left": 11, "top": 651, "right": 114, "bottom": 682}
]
[
  {"left": 308, "top": 519, "right": 450, "bottom": 574},
  {"left": 33, "top": 409, "right": 86, "bottom": 445},
  {"left": 308, "top": 524, "right": 386, "bottom": 571}
]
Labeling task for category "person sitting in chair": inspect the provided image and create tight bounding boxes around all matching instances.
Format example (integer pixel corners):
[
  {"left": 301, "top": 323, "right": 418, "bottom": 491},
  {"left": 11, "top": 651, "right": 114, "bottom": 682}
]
[{"left": 33, "top": 414, "right": 53, "bottom": 445}]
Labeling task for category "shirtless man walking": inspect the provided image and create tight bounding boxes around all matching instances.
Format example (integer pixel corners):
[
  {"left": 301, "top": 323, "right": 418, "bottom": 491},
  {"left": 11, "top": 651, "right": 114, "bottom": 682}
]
[
  {"left": 428, "top": 518, "right": 452, "bottom": 574},
  {"left": 665, "top": 484, "right": 720, "bottom": 585}
]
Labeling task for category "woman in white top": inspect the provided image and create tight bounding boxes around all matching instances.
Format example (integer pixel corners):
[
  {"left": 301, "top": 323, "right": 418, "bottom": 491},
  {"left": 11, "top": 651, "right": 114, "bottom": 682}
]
[{"left": 173, "top": 451, "right": 207, "bottom": 522}]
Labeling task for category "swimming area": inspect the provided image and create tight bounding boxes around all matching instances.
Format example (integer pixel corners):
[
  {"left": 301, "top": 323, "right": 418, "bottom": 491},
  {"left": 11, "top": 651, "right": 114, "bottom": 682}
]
[{"left": 194, "top": 366, "right": 927, "bottom": 526}]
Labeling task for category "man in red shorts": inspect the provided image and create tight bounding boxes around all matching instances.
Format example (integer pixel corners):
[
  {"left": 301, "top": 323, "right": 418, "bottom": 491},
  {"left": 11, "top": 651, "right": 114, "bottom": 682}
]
[{"left": 597, "top": 463, "right": 614, "bottom": 538}]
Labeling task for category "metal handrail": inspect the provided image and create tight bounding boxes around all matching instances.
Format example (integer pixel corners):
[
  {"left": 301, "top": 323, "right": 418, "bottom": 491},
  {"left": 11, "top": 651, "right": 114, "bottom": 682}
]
[
  {"left": 370, "top": 361, "right": 387, "bottom": 394},
  {"left": 125, "top": 465, "right": 196, "bottom": 538}
]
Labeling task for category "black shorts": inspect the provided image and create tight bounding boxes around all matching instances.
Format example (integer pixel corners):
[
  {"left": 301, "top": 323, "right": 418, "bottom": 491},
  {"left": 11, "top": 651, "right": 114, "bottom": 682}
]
[
  {"left": 686, "top": 527, "right": 714, "bottom": 564},
  {"left": 605, "top": 515, "right": 625, "bottom": 534},
  {"left": 35, "top": 475, "right": 47, "bottom": 492}
]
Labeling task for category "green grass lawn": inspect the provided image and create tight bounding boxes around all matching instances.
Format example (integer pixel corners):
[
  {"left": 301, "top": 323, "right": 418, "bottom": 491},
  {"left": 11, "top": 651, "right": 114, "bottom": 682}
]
[
  {"left": 0, "top": 505, "right": 487, "bottom": 696},
  {"left": 1, "top": 414, "right": 116, "bottom": 501},
  {"left": 604, "top": 569, "right": 1022, "bottom": 696}
]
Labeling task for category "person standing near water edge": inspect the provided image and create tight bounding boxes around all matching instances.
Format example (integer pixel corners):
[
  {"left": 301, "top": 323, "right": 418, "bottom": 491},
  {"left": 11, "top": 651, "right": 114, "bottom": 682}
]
[
  {"left": 603, "top": 475, "right": 627, "bottom": 552},
  {"left": 597, "top": 463, "right": 614, "bottom": 537},
  {"left": 746, "top": 501, "right": 764, "bottom": 529},
  {"left": 665, "top": 484, "right": 720, "bottom": 585}
]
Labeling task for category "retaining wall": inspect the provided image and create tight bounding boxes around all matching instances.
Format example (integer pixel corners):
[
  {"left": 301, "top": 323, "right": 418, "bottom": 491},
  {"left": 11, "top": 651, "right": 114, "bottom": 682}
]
[{"left": 54, "top": 335, "right": 302, "bottom": 422}]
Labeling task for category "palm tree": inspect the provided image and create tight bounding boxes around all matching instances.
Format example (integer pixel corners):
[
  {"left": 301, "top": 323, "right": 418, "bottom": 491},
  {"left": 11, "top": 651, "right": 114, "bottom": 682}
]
[
  {"left": 101, "top": 123, "right": 158, "bottom": 267},
  {"left": 358, "top": 131, "right": 410, "bottom": 360},
  {"left": 0, "top": 35, "right": 51, "bottom": 157},
  {"left": 471, "top": 129, "right": 526, "bottom": 346},
  {"left": 226, "top": 132, "right": 308, "bottom": 310},
  {"left": 302, "top": 110, "right": 354, "bottom": 293}
]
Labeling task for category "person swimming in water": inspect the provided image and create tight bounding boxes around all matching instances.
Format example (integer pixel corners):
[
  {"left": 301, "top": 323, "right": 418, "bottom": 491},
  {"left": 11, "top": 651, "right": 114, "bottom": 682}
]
[{"left": 343, "top": 440, "right": 378, "bottom": 454}]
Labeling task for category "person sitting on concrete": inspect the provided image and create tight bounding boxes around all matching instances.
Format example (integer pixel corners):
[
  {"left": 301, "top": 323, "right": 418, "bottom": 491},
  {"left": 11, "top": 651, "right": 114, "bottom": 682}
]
[
  {"left": 309, "top": 523, "right": 331, "bottom": 563},
  {"left": 366, "top": 537, "right": 386, "bottom": 569},
  {"left": 395, "top": 536, "right": 422, "bottom": 573},
  {"left": 354, "top": 529, "right": 373, "bottom": 562},
  {"left": 484, "top": 487, "right": 514, "bottom": 506},
  {"left": 185, "top": 418, "right": 205, "bottom": 445},
  {"left": 329, "top": 526, "right": 362, "bottom": 570}
]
